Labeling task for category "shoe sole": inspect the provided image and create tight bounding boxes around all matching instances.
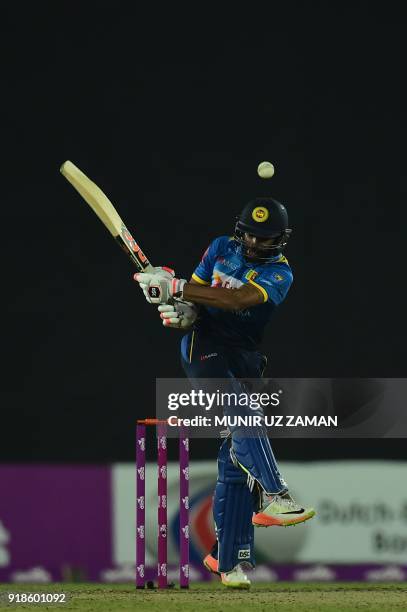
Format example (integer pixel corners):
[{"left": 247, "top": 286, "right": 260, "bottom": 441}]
[{"left": 252, "top": 509, "right": 316, "bottom": 527}]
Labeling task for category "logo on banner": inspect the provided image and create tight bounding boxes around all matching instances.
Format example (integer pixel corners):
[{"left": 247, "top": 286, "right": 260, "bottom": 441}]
[
  {"left": 159, "top": 495, "right": 167, "bottom": 509},
  {"left": 136, "top": 564, "right": 145, "bottom": 578},
  {"left": 182, "top": 496, "right": 189, "bottom": 510},
  {"left": 137, "top": 496, "right": 145, "bottom": 510},
  {"left": 181, "top": 564, "right": 189, "bottom": 578},
  {"left": 159, "top": 563, "right": 167, "bottom": 577}
]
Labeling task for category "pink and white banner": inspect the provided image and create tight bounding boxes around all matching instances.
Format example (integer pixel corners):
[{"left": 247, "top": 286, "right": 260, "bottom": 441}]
[
  {"left": 0, "top": 466, "right": 112, "bottom": 582},
  {"left": 1, "top": 461, "right": 406, "bottom": 582}
]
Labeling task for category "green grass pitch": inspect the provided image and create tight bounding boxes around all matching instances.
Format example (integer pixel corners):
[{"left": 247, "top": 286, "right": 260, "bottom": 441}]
[{"left": 0, "top": 582, "right": 406, "bottom": 611}]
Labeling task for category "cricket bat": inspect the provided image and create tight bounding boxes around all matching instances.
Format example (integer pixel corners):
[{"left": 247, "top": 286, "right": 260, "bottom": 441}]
[{"left": 60, "top": 160, "right": 154, "bottom": 273}]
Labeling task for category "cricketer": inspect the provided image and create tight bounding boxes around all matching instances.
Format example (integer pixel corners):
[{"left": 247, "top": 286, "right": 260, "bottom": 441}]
[{"left": 135, "top": 197, "right": 315, "bottom": 588}]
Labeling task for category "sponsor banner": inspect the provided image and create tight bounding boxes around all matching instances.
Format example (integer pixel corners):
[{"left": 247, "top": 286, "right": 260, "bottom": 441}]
[
  {"left": 113, "top": 460, "right": 407, "bottom": 566},
  {"left": 0, "top": 466, "right": 112, "bottom": 582},
  {"left": 280, "top": 461, "right": 407, "bottom": 564},
  {"left": 1, "top": 461, "right": 406, "bottom": 582}
]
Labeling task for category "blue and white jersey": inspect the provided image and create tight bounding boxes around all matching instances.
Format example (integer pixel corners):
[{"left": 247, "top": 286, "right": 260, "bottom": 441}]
[{"left": 191, "top": 236, "right": 293, "bottom": 350}]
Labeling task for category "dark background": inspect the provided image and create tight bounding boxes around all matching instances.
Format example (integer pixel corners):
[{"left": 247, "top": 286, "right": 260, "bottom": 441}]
[{"left": 2, "top": 2, "right": 406, "bottom": 462}]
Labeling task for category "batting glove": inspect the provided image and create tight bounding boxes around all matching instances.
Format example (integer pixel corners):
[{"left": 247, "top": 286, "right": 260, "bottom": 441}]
[
  {"left": 158, "top": 302, "right": 197, "bottom": 329},
  {"left": 133, "top": 266, "right": 174, "bottom": 302},
  {"left": 134, "top": 270, "right": 187, "bottom": 304}
]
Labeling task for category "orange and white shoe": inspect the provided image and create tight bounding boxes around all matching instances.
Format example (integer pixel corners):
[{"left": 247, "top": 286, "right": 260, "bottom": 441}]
[
  {"left": 252, "top": 494, "right": 315, "bottom": 527},
  {"left": 203, "top": 554, "right": 251, "bottom": 589},
  {"left": 203, "top": 553, "right": 220, "bottom": 576}
]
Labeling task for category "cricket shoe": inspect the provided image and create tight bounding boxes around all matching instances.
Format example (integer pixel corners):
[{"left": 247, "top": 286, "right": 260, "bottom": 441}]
[
  {"left": 252, "top": 493, "right": 315, "bottom": 527},
  {"left": 203, "top": 553, "right": 220, "bottom": 576},
  {"left": 203, "top": 554, "right": 251, "bottom": 589}
]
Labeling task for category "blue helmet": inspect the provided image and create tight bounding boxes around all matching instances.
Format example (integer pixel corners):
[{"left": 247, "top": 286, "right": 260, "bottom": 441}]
[{"left": 234, "top": 197, "right": 292, "bottom": 259}]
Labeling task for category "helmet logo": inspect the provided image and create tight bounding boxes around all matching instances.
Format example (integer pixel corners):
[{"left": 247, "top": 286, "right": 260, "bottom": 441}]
[{"left": 252, "top": 206, "right": 269, "bottom": 222}]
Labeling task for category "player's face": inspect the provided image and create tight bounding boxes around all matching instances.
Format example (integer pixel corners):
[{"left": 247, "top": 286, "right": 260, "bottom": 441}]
[{"left": 243, "top": 232, "right": 276, "bottom": 260}]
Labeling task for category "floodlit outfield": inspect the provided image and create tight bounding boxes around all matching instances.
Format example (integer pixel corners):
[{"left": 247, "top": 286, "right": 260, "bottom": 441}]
[{"left": 0, "top": 583, "right": 407, "bottom": 612}]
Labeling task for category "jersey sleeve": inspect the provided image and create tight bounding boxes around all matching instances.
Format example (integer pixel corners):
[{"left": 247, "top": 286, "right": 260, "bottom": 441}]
[
  {"left": 191, "top": 236, "right": 228, "bottom": 285},
  {"left": 246, "top": 266, "right": 293, "bottom": 305}
]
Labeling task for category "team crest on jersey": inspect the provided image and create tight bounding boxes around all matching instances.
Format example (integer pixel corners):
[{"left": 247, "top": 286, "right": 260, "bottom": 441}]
[
  {"left": 273, "top": 272, "right": 284, "bottom": 281},
  {"left": 245, "top": 269, "right": 259, "bottom": 281},
  {"left": 252, "top": 206, "right": 269, "bottom": 222}
]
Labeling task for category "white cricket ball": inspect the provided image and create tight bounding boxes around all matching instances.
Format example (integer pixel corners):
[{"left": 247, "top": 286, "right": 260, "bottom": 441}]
[{"left": 257, "top": 161, "right": 275, "bottom": 179}]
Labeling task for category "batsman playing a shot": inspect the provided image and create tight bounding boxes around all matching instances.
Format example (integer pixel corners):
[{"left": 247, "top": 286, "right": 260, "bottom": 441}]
[{"left": 134, "top": 196, "right": 315, "bottom": 588}]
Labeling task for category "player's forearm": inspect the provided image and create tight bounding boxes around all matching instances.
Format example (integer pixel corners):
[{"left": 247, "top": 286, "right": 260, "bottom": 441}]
[{"left": 182, "top": 283, "right": 248, "bottom": 311}]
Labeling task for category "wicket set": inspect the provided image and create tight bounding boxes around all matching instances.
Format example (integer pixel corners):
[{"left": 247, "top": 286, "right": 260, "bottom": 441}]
[{"left": 136, "top": 419, "right": 189, "bottom": 589}]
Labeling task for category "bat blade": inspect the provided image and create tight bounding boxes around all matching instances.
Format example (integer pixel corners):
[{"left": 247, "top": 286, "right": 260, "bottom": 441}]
[{"left": 60, "top": 161, "right": 154, "bottom": 272}]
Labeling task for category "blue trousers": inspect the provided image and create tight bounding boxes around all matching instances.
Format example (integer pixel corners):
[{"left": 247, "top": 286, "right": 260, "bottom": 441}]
[{"left": 181, "top": 330, "right": 287, "bottom": 571}]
